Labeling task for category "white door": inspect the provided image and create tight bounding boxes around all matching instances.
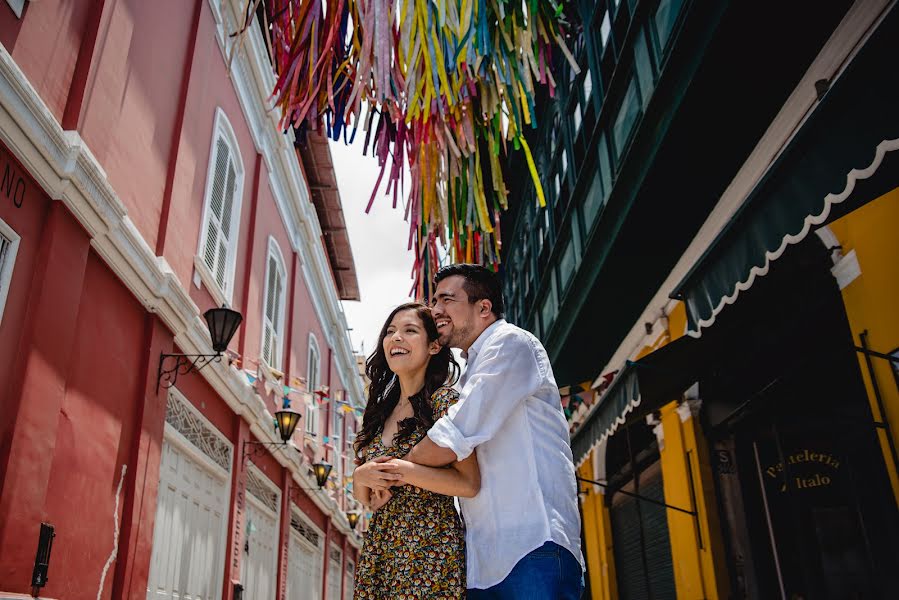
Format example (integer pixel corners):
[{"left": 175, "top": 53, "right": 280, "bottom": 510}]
[
  {"left": 147, "top": 426, "right": 230, "bottom": 600},
  {"left": 327, "top": 547, "right": 342, "bottom": 600},
  {"left": 287, "top": 509, "right": 323, "bottom": 600},
  {"left": 241, "top": 474, "right": 280, "bottom": 600},
  {"left": 342, "top": 560, "right": 354, "bottom": 600}
]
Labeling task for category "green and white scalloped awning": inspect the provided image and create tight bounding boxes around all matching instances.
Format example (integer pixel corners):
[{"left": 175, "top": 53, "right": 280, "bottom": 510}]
[
  {"left": 571, "top": 336, "right": 700, "bottom": 467},
  {"left": 673, "top": 13, "right": 899, "bottom": 336}
]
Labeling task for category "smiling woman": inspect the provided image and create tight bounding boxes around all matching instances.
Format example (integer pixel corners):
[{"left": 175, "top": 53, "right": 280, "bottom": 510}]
[
  {"left": 353, "top": 303, "right": 457, "bottom": 457},
  {"left": 349, "top": 302, "right": 480, "bottom": 598}
]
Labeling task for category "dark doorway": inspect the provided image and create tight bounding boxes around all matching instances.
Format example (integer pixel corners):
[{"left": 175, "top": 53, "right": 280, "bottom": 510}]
[
  {"left": 701, "top": 238, "right": 899, "bottom": 599},
  {"left": 605, "top": 423, "right": 677, "bottom": 600}
]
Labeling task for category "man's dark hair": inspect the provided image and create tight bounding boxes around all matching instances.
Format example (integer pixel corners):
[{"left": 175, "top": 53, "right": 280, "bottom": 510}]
[{"left": 434, "top": 263, "right": 505, "bottom": 318}]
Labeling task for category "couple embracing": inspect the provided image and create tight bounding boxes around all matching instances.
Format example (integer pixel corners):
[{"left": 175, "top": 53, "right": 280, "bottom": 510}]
[{"left": 351, "top": 264, "right": 584, "bottom": 599}]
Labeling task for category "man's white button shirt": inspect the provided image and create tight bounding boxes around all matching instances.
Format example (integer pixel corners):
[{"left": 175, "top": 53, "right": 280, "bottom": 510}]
[{"left": 428, "top": 319, "right": 584, "bottom": 589}]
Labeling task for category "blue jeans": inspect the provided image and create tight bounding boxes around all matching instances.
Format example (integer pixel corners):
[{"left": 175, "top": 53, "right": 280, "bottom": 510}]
[{"left": 467, "top": 541, "right": 584, "bottom": 599}]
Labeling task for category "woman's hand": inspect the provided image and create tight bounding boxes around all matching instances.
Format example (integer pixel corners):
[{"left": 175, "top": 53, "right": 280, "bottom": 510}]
[
  {"left": 352, "top": 457, "right": 403, "bottom": 491},
  {"left": 368, "top": 489, "right": 393, "bottom": 512},
  {"left": 380, "top": 458, "right": 417, "bottom": 485}
]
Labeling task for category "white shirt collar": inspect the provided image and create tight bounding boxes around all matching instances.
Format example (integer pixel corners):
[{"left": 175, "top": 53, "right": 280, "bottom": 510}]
[{"left": 461, "top": 318, "right": 506, "bottom": 361}]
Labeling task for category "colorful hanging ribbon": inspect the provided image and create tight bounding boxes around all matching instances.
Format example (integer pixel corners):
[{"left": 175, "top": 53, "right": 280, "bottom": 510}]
[{"left": 241, "top": 0, "right": 579, "bottom": 298}]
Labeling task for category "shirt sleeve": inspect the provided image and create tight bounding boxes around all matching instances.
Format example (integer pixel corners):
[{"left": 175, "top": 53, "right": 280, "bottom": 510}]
[{"left": 427, "top": 331, "right": 544, "bottom": 461}]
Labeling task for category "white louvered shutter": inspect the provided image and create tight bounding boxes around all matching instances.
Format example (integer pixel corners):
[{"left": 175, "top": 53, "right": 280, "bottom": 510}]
[
  {"left": 262, "top": 254, "right": 284, "bottom": 369},
  {"left": 203, "top": 138, "right": 237, "bottom": 293},
  {"left": 343, "top": 561, "right": 354, "bottom": 600},
  {"left": 327, "top": 547, "right": 342, "bottom": 600}
]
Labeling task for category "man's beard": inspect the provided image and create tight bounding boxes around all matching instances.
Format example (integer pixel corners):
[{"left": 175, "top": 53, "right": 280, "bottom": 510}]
[{"left": 442, "top": 322, "right": 471, "bottom": 350}]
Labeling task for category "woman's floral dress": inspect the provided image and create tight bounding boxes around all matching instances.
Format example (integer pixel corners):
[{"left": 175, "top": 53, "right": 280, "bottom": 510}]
[{"left": 354, "top": 387, "right": 465, "bottom": 599}]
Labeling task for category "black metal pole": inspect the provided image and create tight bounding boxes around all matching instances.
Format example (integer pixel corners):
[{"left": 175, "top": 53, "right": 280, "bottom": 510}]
[
  {"left": 853, "top": 344, "right": 899, "bottom": 363},
  {"left": 857, "top": 331, "right": 899, "bottom": 477},
  {"left": 685, "top": 449, "right": 703, "bottom": 550},
  {"left": 576, "top": 476, "right": 696, "bottom": 517}
]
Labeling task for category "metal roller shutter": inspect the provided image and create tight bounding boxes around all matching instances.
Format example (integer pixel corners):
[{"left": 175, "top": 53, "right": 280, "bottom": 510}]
[{"left": 609, "top": 461, "right": 676, "bottom": 600}]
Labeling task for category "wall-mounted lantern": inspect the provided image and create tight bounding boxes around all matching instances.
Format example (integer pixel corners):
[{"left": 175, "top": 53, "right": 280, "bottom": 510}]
[
  {"left": 157, "top": 306, "right": 242, "bottom": 392},
  {"left": 243, "top": 408, "right": 303, "bottom": 460},
  {"left": 311, "top": 462, "right": 333, "bottom": 488}
]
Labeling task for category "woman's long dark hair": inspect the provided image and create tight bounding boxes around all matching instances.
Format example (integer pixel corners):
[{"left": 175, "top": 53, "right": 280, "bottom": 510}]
[{"left": 354, "top": 303, "right": 459, "bottom": 460}]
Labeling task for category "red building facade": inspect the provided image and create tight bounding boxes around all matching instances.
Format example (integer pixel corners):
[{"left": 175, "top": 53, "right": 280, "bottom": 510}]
[{"left": 0, "top": 1, "right": 364, "bottom": 599}]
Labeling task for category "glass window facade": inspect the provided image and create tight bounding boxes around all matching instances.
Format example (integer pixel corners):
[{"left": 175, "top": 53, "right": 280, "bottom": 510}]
[
  {"left": 613, "top": 78, "right": 641, "bottom": 160},
  {"left": 501, "top": 0, "right": 687, "bottom": 331},
  {"left": 655, "top": 0, "right": 685, "bottom": 52}
]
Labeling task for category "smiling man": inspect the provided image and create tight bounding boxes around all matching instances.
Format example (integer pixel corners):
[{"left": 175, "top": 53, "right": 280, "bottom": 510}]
[{"left": 403, "top": 263, "right": 584, "bottom": 599}]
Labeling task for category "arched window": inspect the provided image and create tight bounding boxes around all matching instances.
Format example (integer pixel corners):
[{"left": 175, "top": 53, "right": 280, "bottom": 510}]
[
  {"left": 196, "top": 108, "right": 244, "bottom": 304},
  {"left": 260, "top": 238, "right": 287, "bottom": 370},
  {"left": 306, "top": 334, "right": 321, "bottom": 435}
]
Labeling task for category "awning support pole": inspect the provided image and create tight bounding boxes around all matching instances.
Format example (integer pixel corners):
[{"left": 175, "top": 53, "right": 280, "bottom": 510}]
[
  {"left": 856, "top": 332, "right": 899, "bottom": 479},
  {"left": 576, "top": 476, "right": 697, "bottom": 516},
  {"left": 854, "top": 344, "right": 899, "bottom": 363}
]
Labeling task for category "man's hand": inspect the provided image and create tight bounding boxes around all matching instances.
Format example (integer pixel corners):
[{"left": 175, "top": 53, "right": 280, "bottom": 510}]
[
  {"left": 353, "top": 456, "right": 403, "bottom": 491},
  {"left": 379, "top": 458, "right": 417, "bottom": 484}
]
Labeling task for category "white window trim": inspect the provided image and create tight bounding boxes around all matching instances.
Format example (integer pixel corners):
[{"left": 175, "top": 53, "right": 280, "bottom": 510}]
[
  {"left": 0, "top": 217, "right": 21, "bottom": 324},
  {"left": 306, "top": 333, "right": 321, "bottom": 435},
  {"left": 260, "top": 236, "right": 288, "bottom": 371},
  {"left": 194, "top": 107, "right": 245, "bottom": 306},
  {"left": 5, "top": 0, "right": 26, "bottom": 19},
  {"left": 290, "top": 505, "right": 325, "bottom": 550},
  {"left": 164, "top": 388, "right": 234, "bottom": 476}
]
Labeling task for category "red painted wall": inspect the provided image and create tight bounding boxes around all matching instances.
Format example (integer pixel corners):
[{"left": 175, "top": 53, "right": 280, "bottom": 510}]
[
  {"left": 78, "top": 0, "right": 195, "bottom": 248},
  {"left": 0, "top": 1, "right": 360, "bottom": 596},
  {"left": 288, "top": 270, "right": 329, "bottom": 390},
  {"left": 175, "top": 354, "right": 240, "bottom": 443},
  {"left": 169, "top": 1, "right": 255, "bottom": 315},
  {"left": 40, "top": 252, "right": 146, "bottom": 599},
  {"left": 0, "top": 145, "right": 50, "bottom": 448},
  {"left": 0, "top": 1, "right": 91, "bottom": 122},
  {"left": 291, "top": 491, "right": 327, "bottom": 532},
  {"left": 248, "top": 435, "right": 284, "bottom": 488}
]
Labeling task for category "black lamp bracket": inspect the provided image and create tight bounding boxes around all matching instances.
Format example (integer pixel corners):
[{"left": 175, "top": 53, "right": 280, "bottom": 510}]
[
  {"left": 157, "top": 352, "right": 222, "bottom": 392},
  {"left": 290, "top": 485, "right": 324, "bottom": 497},
  {"left": 242, "top": 440, "right": 289, "bottom": 462}
]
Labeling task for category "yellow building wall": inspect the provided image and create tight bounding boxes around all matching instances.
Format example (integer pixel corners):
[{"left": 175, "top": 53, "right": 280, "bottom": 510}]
[
  {"left": 577, "top": 184, "right": 898, "bottom": 600},
  {"left": 657, "top": 401, "right": 730, "bottom": 600},
  {"left": 578, "top": 460, "right": 617, "bottom": 600},
  {"left": 828, "top": 187, "right": 899, "bottom": 501},
  {"left": 577, "top": 308, "right": 730, "bottom": 600}
]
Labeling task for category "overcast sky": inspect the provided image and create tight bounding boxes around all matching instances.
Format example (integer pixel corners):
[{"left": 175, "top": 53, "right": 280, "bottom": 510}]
[{"left": 330, "top": 139, "right": 415, "bottom": 359}]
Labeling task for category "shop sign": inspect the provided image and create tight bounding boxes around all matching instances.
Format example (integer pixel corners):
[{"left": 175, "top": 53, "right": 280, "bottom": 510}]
[
  {"left": 765, "top": 448, "right": 841, "bottom": 491},
  {"left": 0, "top": 147, "right": 27, "bottom": 209}
]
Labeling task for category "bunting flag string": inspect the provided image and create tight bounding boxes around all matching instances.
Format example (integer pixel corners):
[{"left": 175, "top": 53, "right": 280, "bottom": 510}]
[{"left": 237, "top": 0, "right": 579, "bottom": 297}]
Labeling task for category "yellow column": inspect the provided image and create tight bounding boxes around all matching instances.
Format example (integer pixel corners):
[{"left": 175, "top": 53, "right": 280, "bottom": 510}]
[
  {"left": 578, "top": 460, "right": 617, "bottom": 600},
  {"left": 827, "top": 189, "right": 899, "bottom": 503},
  {"left": 658, "top": 400, "right": 730, "bottom": 600}
]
